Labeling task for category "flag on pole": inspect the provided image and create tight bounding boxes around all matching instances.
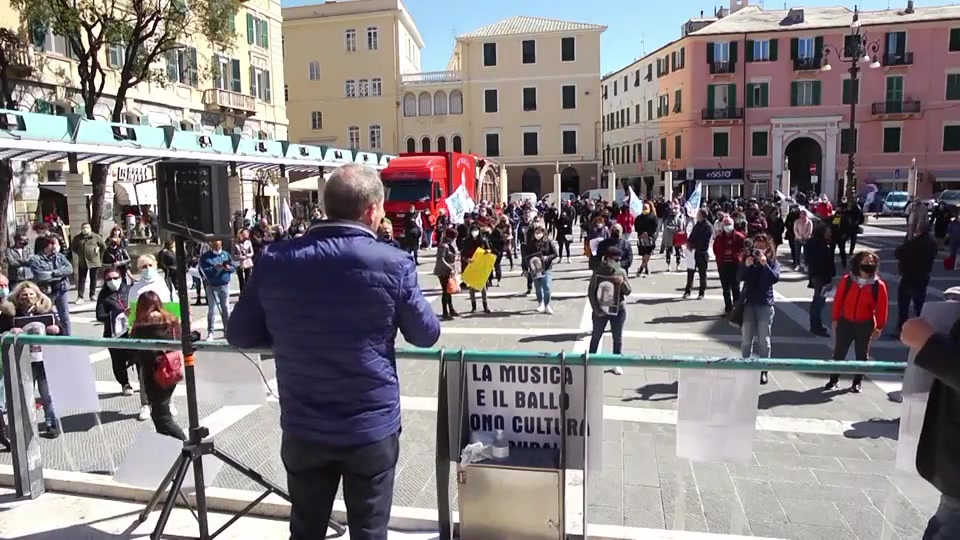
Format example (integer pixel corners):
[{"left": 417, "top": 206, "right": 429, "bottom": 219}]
[
  {"left": 628, "top": 185, "right": 643, "bottom": 217},
  {"left": 280, "top": 198, "right": 294, "bottom": 229},
  {"left": 684, "top": 181, "right": 703, "bottom": 218}
]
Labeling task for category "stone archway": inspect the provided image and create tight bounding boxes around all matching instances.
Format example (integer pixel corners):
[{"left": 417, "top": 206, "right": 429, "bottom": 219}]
[
  {"left": 785, "top": 136, "right": 823, "bottom": 194},
  {"left": 521, "top": 168, "right": 542, "bottom": 195},
  {"left": 560, "top": 167, "right": 580, "bottom": 195}
]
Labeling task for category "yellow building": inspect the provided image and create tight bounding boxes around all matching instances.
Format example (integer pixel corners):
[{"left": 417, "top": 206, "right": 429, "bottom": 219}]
[
  {"left": 0, "top": 0, "right": 289, "bottom": 229},
  {"left": 400, "top": 16, "right": 606, "bottom": 195},
  {"left": 282, "top": 0, "right": 424, "bottom": 153}
]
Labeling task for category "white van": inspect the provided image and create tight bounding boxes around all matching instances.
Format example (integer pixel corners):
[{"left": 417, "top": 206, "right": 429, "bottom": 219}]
[
  {"left": 540, "top": 192, "right": 577, "bottom": 206},
  {"left": 581, "top": 188, "right": 627, "bottom": 204},
  {"left": 508, "top": 192, "right": 538, "bottom": 205}
]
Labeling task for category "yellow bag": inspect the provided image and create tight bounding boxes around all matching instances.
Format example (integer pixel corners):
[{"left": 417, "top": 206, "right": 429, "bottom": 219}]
[{"left": 462, "top": 247, "right": 497, "bottom": 291}]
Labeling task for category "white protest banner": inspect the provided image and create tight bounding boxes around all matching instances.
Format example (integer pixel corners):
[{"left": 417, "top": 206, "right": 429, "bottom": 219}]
[
  {"left": 684, "top": 182, "right": 703, "bottom": 218},
  {"left": 628, "top": 185, "right": 643, "bottom": 217},
  {"left": 676, "top": 369, "right": 760, "bottom": 463},
  {"left": 896, "top": 301, "right": 960, "bottom": 472},
  {"left": 445, "top": 179, "right": 476, "bottom": 224},
  {"left": 194, "top": 350, "right": 268, "bottom": 407},
  {"left": 466, "top": 362, "right": 603, "bottom": 470},
  {"left": 41, "top": 345, "right": 100, "bottom": 413}
]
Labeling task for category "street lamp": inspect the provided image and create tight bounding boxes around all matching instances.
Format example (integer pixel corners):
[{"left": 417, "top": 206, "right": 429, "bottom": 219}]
[{"left": 821, "top": 6, "right": 881, "bottom": 201}]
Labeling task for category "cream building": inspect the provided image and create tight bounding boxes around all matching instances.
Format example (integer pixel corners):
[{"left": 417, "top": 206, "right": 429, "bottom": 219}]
[
  {"left": 0, "top": 0, "right": 288, "bottom": 229},
  {"left": 282, "top": 0, "right": 424, "bottom": 154},
  {"left": 400, "top": 16, "right": 606, "bottom": 196}
]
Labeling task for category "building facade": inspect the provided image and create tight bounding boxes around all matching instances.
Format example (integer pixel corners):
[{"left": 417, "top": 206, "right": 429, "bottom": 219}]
[
  {"left": 282, "top": 0, "right": 424, "bottom": 155},
  {"left": 603, "top": 0, "right": 960, "bottom": 200},
  {"left": 0, "top": 0, "right": 289, "bottom": 229},
  {"left": 399, "top": 16, "right": 606, "bottom": 197}
]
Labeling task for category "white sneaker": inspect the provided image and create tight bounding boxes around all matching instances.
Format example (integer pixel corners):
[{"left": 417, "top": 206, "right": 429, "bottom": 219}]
[
  {"left": 611, "top": 366, "right": 624, "bottom": 376},
  {"left": 536, "top": 303, "right": 545, "bottom": 313},
  {"left": 74, "top": 298, "right": 84, "bottom": 305},
  {"left": 169, "top": 403, "right": 178, "bottom": 417},
  {"left": 205, "top": 333, "right": 216, "bottom": 341},
  {"left": 138, "top": 404, "right": 151, "bottom": 421},
  {"left": 545, "top": 305, "right": 554, "bottom": 315}
]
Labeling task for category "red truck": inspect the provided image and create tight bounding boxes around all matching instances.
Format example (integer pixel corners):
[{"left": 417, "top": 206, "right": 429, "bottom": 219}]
[{"left": 380, "top": 151, "right": 501, "bottom": 238}]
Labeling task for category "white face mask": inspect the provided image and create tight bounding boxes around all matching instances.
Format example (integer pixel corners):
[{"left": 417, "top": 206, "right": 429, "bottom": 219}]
[
  {"left": 723, "top": 225, "right": 734, "bottom": 233},
  {"left": 534, "top": 233, "right": 544, "bottom": 240},
  {"left": 140, "top": 267, "right": 156, "bottom": 280},
  {"left": 106, "top": 278, "right": 121, "bottom": 291},
  {"left": 471, "top": 230, "right": 479, "bottom": 238}
]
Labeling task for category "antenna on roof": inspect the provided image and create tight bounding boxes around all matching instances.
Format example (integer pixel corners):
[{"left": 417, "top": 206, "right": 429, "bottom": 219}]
[{"left": 641, "top": 34, "right": 646, "bottom": 54}]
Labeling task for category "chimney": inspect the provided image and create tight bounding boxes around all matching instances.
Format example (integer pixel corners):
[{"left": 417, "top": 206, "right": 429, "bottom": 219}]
[
  {"left": 905, "top": 0, "right": 915, "bottom": 13},
  {"left": 700, "top": 10, "right": 704, "bottom": 17}
]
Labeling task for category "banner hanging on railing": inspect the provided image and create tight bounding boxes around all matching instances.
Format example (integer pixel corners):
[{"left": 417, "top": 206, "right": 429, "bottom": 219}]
[{"left": 464, "top": 362, "right": 604, "bottom": 470}]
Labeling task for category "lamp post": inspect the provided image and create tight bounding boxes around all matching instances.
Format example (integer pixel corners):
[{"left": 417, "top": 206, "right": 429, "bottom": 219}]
[{"left": 821, "top": 7, "right": 881, "bottom": 201}]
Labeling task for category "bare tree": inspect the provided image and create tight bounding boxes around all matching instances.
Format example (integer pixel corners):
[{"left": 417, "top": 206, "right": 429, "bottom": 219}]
[{"left": 15, "top": 0, "right": 240, "bottom": 232}]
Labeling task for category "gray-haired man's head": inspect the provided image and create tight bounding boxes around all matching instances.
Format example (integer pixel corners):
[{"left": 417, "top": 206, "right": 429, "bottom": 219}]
[{"left": 323, "top": 164, "right": 385, "bottom": 231}]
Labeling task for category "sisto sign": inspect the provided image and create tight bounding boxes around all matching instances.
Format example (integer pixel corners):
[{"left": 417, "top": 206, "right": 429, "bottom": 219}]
[{"left": 693, "top": 168, "right": 744, "bottom": 181}]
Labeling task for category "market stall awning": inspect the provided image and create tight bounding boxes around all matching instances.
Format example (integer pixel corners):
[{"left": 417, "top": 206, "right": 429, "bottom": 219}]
[
  {"left": 114, "top": 181, "right": 158, "bottom": 206},
  {"left": 289, "top": 173, "right": 331, "bottom": 192}
]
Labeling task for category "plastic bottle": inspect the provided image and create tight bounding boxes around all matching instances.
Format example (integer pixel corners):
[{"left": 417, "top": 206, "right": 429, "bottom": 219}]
[{"left": 491, "top": 429, "right": 510, "bottom": 459}]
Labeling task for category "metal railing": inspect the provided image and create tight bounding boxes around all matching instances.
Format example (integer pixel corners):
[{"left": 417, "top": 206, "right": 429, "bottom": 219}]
[
  {"left": 202, "top": 88, "right": 257, "bottom": 114},
  {"left": 792, "top": 56, "right": 823, "bottom": 71},
  {"left": 401, "top": 71, "right": 462, "bottom": 85},
  {"left": 871, "top": 99, "right": 921, "bottom": 115},
  {"left": 701, "top": 107, "right": 744, "bottom": 120},
  {"left": 708, "top": 61, "right": 735, "bottom": 75},
  {"left": 882, "top": 52, "right": 914, "bottom": 67}
]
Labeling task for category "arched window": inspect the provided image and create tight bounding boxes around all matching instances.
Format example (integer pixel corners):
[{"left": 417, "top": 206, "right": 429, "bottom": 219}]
[
  {"left": 433, "top": 91, "right": 448, "bottom": 115},
  {"left": 418, "top": 92, "right": 432, "bottom": 116},
  {"left": 421, "top": 136, "right": 431, "bottom": 152},
  {"left": 449, "top": 90, "right": 463, "bottom": 115},
  {"left": 437, "top": 136, "right": 447, "bottom": 152},
  {"left": 402, "top": 93, "right": 417, "bottom": 117},
  {"left": 406, "top": 137, "right": 416, "bottom": 153},
  {"left": 452, "top": 135, "right": 463, "bottom": 152}
]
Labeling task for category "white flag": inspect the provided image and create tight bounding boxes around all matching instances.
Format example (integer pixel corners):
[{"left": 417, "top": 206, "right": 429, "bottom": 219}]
[
  {"left": 684, "top": 182, "right": 703, "bottom": 218},
  {"left": 628, "top": 185, "right": 643, "bottom": 217}
]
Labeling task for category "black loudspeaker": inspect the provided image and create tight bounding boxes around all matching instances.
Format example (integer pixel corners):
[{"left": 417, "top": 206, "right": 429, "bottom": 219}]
[{"left": 156, "top": 160, "right": 232, "bottom": 242}]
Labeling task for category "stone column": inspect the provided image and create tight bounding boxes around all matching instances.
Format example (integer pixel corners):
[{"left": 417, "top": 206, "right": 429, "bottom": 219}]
[
  {"left": 227, "top": 173, "right": 243, "bottom": 222},
  {"left": 278, "top": 166, "right": 290, "bottom": 207},
  {"left": 824, "top": 127, "right": 839, "bottom": 199},
  {"left": 771, "top": 127, "right": 784, "bottom": 192},
  {"left": 100, "top": 178, "right": 115, "bottom": 234},
  {"left": 14, "top": 161, "right": 40, "bottom": 228},
  {"left": 65, "top": 172, "right": 88, "bottom": 229},
  {"left": 316, "top": 172, "right": 327, "bottom": 211}
]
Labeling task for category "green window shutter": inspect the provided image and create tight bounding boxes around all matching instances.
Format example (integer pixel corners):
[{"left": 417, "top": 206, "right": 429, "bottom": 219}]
[
  {"left": 812, "top": 80, "right": 822, "bottom": 105},
  {"left": 264, "top": 70, "right": 272, "bottom": 102},
  {"left": 139, "top": 115, "right": 150, "bottom": 125},
  {"left": 727, "top": 83, "right": 736, "bottom": 108},
  {"left": 246, "top": 13, "right": 255, "bottom": 44},
  {"left": 165, "top": 50, "right": 178, "bottom": 82},
  {"left": 729, "top": 41, "right": 738, "bottom": 63},
  {"left": 30, "top": 20, "right": 46, "bottom": 48},
  {"left": 231, "top": 59, "right": 241, "bottom": 92},
  {"left": 261, "top": 19, "right": 269, "bottom": 48},
  {"left": 883, "top": 32, "right": 892, "bottom": 55},
  {"left": 790, "top": 82, "right": 798, "bottom": 106},
  {"left": 34, "top": 99, "right": 50, "bottom": 114},
  {"left": 707, "top": 85, "right": 715, "bottom": 110},
  {"left": 249, "top": 66, "right": 256, "bottom": 96},
  {"left": 745, "top": 40, "right": 754, "bottom": 62},
  {"left": 706, "top": 42, "right": 714, "bottom": 62},
  {"left": 842, "top": 79, "right": 851, "bottom": 105},
  {"left": 769, "top": 39, "right": 778, "bottom": 61},
  {"left": 188, "top": 48, "right": 199, "bottom": 87},
  {"left": 760, "top": 83, "right": 769, "bottom": 107},
  {"left": 947, "top": 74, "right": 960, "bottom": 101},
  {"left": 951, "top": 28, "right": 960, "bottom": 51},
  {"left": 790, "top": 38, "right": 799, "bottom": 60},
  {"left": 745, "top": 83, "right": 754, "bottom": 107},
  {"left": 675, "top": 89, "right": 681, "bottom": 112},
  {"left": 75, "top": 105, "right": 85, "bottom": 117},
  {"left": 897, "top": 32, "right": 906, "bottom": 54},
  {"left": 228, "top": 14, "right": 235, "bottom": 33},
  {"left": 814, "top": 36, "right": 824, "bottom": 58},
  {"left": 675, "top": 135, "right": 681, "bottom": 159}
]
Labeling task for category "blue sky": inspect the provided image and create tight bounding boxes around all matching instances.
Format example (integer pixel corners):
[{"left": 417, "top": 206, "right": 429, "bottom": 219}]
[{"left": 281, "top": 0, "right": 953, "bottom": 74}]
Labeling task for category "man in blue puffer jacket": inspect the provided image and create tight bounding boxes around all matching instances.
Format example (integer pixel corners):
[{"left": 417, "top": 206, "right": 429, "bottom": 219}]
[{"left": 226, "top": 164, "right": 440, "bottom": 540}]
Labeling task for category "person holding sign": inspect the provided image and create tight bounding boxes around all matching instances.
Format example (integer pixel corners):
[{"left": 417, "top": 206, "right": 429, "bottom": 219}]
[
  {"left": 737, "top": 233, "right": 780, "bottom": 386},
  {"left": 95, "top": 268, "right": 137, "bottom": 396},
  {"left": 1, "top": 281, "right": 62, "bottom": 438},
  {"left": 433, "top": 228, "right": 461, "bottom": 320},
  {"left": 227, "top": 164, "right": 440, "bottom": 540},
  {"left": 28, "top": 235, "right": 73, "bottom": 336},
  {"left": 524, "top": 224, "right": 558, "bottom": 315},
  {"left": 588, "top": 247, "right": 632, "bottom": 375},
  {"left": 461, "top": 223, "right": 492, "bottom": 314}
]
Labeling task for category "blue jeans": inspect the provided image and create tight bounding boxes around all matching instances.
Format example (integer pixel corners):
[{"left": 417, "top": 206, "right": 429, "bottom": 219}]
[
  {"left": 924, "top": 495, "right": 960, "bottom": 540},
  {"left": 796, "top": 242, "right": 806, "bottom": 267},
  {"left": 53, "top": 290, "right": 71, "bottom": 336},
  {"left": 588, "top": 310, "right": 626, "bottom": 354},
  {"left": 741, "top": 304, "right": 774, "bottom": 358},
  {"left": 32, "top": 362, "right": 57, "bottom": 427},
  {"left": 533, "top": 271, "right": 553, "bottom": 305},
  {"left": 809, "top": 281, "right": 828, "bottom": 331},
  {"left": 206, "top": 284, "right": 230, "bottom": 333}
]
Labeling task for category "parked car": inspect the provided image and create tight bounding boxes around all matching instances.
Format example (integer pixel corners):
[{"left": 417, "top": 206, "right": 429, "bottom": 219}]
[
  {"left": 880, "top": 191, "right": 909, "bottom": 216},
  {"left": 539, "top": 192, "right": 577, "bottom": 206},
  {"left": 508, "top": 192, "right": 538, "bottom": 206},
  {"left": 937, "top": 189, "right": 960, "bottom": 209}
]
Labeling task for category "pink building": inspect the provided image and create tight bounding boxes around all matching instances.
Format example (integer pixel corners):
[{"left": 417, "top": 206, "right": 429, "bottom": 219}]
[{"left": 602, "top": 0, "right": 960, "bottom": 200}]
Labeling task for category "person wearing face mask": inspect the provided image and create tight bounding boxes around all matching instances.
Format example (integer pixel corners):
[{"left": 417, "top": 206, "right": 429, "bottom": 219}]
[
  {"left": 587, "top": 247, "right": 631, "bottom": 376},
  {"left": 95, "top": 268, "right": 142, "bottom": 399},
  {"left": 827, "top": 251, "right": 889, "bottom": 393},
  {"left": 683, "top": 210, "right": 713, "bottom": 300},
  {"left": 737, "top": 233, "right": 780, "bottom": 386},
  {"left": 128, "top": 254, "right": 175, "bottom": 304},
  {"left": 661, "top": 209, "right": 684, "bottom": 272},
  {"left": 524, "top": 224, "right": 558, "bottom": 314},
  {"left": 597, "top": 223, "right": 633, "bottom": 277},
  {"left": 199, "top": 240, "right": 235, "bottom": 340},
  {"left": 792, "top": 210, "right": 813, "bottom": 272},
  {"left": 227, "top": 165, "right": 439, "bottom": 539},
  {"left": 633, "top": 202, "right": 658, "bottom": 277},
  {"left": 713, "top": 216, "right": 746, "bottom": 315},
  {"left": 28, "top": 236, "right": 73, "bottom": 335},
  {"left": 434, "top": 228, "right": 461, "bottom": 320},
  {"left": 102, "top": 236, "right": 132, "bottom": 284},
  {"left": 71, "top": 222, "right": 106, "bottom": 304},
  {"left": 461, "top": 225, "right": 492, "bottom": 313},
  {"left": 5, "top": 233, "right": 33, "bottom": 289},
  {"left": 0, "top": 272, "right": 10, "bottom": 449},
  {"left": 894, "top": 223, "right": 938, "bottom": 334}
]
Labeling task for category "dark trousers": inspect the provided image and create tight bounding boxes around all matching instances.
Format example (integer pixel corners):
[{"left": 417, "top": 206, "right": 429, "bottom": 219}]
[
  {"left": 788, "top": 238, "right": 798, "bottom": 266},
  {"left": 832, "top": 238, "right": 849, "bottom": 269},
  {"left": 809, "top": 279, "right": 828, "bottom": 331},
  {"left": 588, "top": 310, "right": 626, "bottom": 354},
  {"left": 558, "top": 238, "right": 571, "bottom": 259},
  {"left": 684, "top": 251, "right": 708, "bottom": 296},
  {"left": 665, "top": 246, "right": 681, "bottom": 266},
  {"left": 830, "top": 318, "right": 874, "bottom": 385},
  {"left": 237, "top": 267, "right": 253, "bottom": 293},
  {"left": 898, "top": 275, "right": 931, "bottom": 329},
  {"left": 848, "top": 233, "right": 859, "bottom": 252},
  {"left": 110, "top": 348, "right": 131, "bottom": 387},
  {"left": 493, "top": 252, "right": 504, "bottom": 281},
  {"left": 77, "top": 266, "right": 98, "bottom": 299},
  {"left": 282, "top": 432, "right": 399, "bottom": 540},
  {"left": 143, "top": 369, "right": 185, "bottom": 440},
  {"left": 717, "top": 262, "right": 741, "bottom": 312},
  {"left": 52, "top": 290, "right": 71, "bottom": 336}
]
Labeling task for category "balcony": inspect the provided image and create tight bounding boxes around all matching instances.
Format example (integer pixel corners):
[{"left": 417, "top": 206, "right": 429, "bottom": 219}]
[
  {"left": 708, "top": 61, "right": 735, "bottom": 75},
  {"left": 882, "top": 52, "right": 914, "bottom": 67},
  {"left": 202, "top": 88, "right": 256, "bottom": 116},
  {"left": 1, "top": 42, "right": 34, "bottom": 77},
  {"left": 701, "top": 107, "right": 744, "bottom": 121},
  {"left": 871, "top": 99, "right": 921, "bottom": 115},
  {"left": 401, "top": 70, "right": 462, "bottom": 85},
  {"left": 793, "top": 56, "right": 823, "bottom": 71}
]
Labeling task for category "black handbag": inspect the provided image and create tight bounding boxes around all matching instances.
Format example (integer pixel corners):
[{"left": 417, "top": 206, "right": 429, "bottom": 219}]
[{"left": 727, "top": 281, "right": 747, "bottom": 328}]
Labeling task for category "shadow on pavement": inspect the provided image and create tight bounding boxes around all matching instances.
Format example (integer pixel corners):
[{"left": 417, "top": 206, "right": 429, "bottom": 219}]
[
  {"left": 844, "top": 418, "right": 899, "bottom": 440},
  {"left": 757, "top": 387, "right": 844, "bottom": 409},
  {"left": 622, "top": 381, "right": 679, "bottom": 402}
]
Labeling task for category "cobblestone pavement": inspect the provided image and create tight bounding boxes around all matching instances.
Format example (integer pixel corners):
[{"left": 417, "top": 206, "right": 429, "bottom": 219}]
[{"left": 1, "top": 217, "right": 952, "bottom": 539}]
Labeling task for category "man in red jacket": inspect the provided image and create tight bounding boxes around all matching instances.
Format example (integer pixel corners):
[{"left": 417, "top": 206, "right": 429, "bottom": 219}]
[{"left": 712, "top": 216, "right": 746, "bottom": 314}]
